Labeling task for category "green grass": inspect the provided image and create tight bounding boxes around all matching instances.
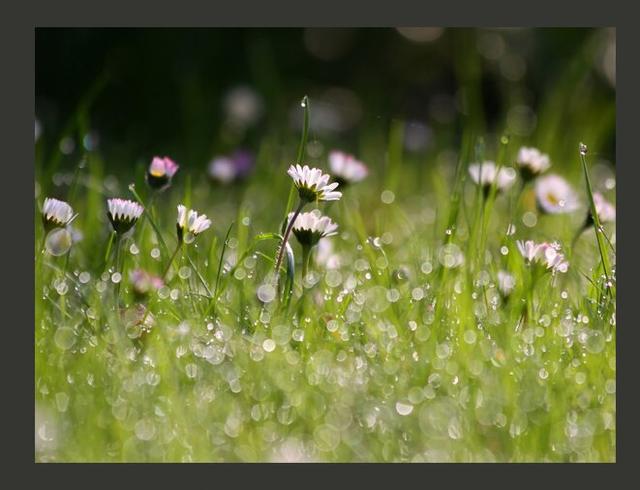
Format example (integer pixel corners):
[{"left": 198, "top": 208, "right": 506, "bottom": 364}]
[{"left": 35, "top": 31, "right": 615, "bottom": 463}]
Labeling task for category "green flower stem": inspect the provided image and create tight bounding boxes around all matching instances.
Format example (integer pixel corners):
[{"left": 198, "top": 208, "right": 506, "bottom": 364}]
[
  {"left": 274, "top": 200, "right": 305, "bottom": 279},
  {"left": 129, "top": 184, "right": 169, "bottom": 258},
  {"left": 301, "top": 244, "right": 312, "bottom": 283},
  {"left": 162, "top": 241, "right": 183, "bottom": 280},
  {"left": 579, "top": 145, "right": 613, "bottom": 294}
]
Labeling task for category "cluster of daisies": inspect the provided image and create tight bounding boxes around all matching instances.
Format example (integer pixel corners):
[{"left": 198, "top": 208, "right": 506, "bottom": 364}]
[
  {"left": 40, "top": 142, "right": 613, "bottom": 306},
  {"left": 468, "top": 146, "right": 615, "bottom": 282},
  {"left": 41, "top": 157, "right": 212, "bottom": 261},
  {"left": 40, "top": 150, "right": 370, "bottom": 294}
]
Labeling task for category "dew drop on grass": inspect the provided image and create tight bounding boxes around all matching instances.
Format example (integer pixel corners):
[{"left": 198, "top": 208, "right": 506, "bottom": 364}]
[
  {"left": 292, "top": 329, "right": 305, "bottom": 342},
  {"left": 585, "top": 330, "right": 605, "bottom": 353},
  {"left": 605, "top": 379, "right": 616, "bottom": 394},
  {"left": 325, "top": 270, "right": 342, "bottom": 288},
  {"left": 55, "top": 280, "right": 69, "bottom": 296},
  {"left": 150, "top": 248, "right": 161, "bottom": 259},
  {"left": 395, "top": 401, "right": 414, "bottom": 416},
  {"left": 463, "top": 330, "right": 477, "bottom": 344},
  {"left": 170, "top": 289, "right": 180, "bottom": 301},
  {"left": 45, "top": 228, "right": 72, "bottom": 256},
  {"left": 185, "top": 363, "right": 198, "bottom": 379},
  {"left": 380, "top": 190, "right": 395, "bottom": 204},
  {"left": 135, "top": 419, "right": 157, "bottom": 441},
  {"left": 262, "top": 339, "right": 276, "bottom": 353},
  {"left": 314, "top": 425, "right": 340, "bottom": 452},
  {"left": 54, "top": 327, "right": 76, "bottom": 350},
  {"left": 55, "top": 392, "right": 69, "bottom": 412},
  {"left": 366, "top": 286, "right": 390, "bottom": 313},
  {"left": 257, "top": 283, "right": 276, "bottom": 303},
  {"left": 178, "top": 266, "right": 191, "bottom": 279},
  {"left": 129, "top": 243, "right": 139, "bottom": 255},
  {"left": 111, "top": 272, "right": 122, "bottom": 284},
  {"left": 522, "top": 212, "right": 537, "bottom": 228},
  {"left": 386, "top": 288, "right": 400, "bottom": 303}
]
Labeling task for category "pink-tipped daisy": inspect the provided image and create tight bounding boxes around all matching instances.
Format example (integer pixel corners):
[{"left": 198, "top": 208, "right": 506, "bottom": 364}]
[
  {"left": 535, "top": 174, "right": 580, "bottom": 214},
  {"left": 328, "top": 150, "right": 368, "bottom": 186},
  {"left": 42, "top": 197, "right": 74, "bottom": 231},
  {"left": 107, "top": 198, "right": 144, "bottom": 234},
  {"left": 517, "top": 239, "right": 569, "bottom": 273},
  {"left": 176, "top": 204, "right": 211, "bottom": 243},
  {"left": 130, "top": 268, "right": 165, "bottom": 297},
  {"left": 287, "top": 164, "right": 342, "bottom": 203},
  {"left": 146, "top": 156, "right": 179, "bottom": 191},
  {"left": 516, "top": 146, "right": 551, "bottom": 181},
  {"left": 289, "top": 210, "right": 339, "bottom": 247}
]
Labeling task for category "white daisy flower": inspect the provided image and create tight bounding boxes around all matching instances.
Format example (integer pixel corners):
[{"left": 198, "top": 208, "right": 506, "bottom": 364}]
[
  {"left": 592, "top": 192, "right": 616, "bottom": 224},
  {"left": 329, "top": 150, "right": 368, "bottom": 185},
  {"left": 42, "top": 197, "right": 74, "bottom": 231},
  {"left": 517, "top": 239, "right": 569, "bottom": 273},
  {"left": 107, "top": 198, "right": 144, "bottom": 234},
  {"left": 176, "top": 204, "right": 212, "bottom": 242},
  {"left": 287, "top": 164, "right": 342, "bottom": 202},
  {"left": 497, "top": 270, "right": 516, "bottom": 297},
  {"left": 535, "top": 174, "right": 580, "bottom": 214},
  {"left": 468, "top": 161, "right": 516, "bottom": 193},
  {"left": 516, "top": 146, "right": 551, "bottom": 181},
  {"left": 290, "top": 210, "right": 339, "bottom": 247}
]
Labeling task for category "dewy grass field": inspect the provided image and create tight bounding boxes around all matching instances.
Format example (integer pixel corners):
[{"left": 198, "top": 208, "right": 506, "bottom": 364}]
[{"left": 35, "top": 28, "right": 616, "bottom": 462}]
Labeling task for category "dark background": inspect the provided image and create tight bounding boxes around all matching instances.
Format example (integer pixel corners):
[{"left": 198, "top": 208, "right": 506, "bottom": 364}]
[{"left": 35, "top": 28, "right": 615, "bottom": 172}]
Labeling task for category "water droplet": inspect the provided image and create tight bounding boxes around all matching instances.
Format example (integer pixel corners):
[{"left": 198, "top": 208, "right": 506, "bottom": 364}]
[
  {"left": 381, "top": 190, "right": 395, "bottom": 204},
  {"left": 45, "top": 228, "right": 72, "bottom": 256},
  {"left": 257, "top": 283, "right": 276, "bottom": 303},
  {"left": 135, "top": 418, "right": 157, "bottom": 441},
  {"left": 395, "top": 401, "right": 414, "bottom": 416},
  {"left": 178, "top": 266, "right": 191, "bottom": 279},
  {"left": 79, "top": 271, "right": 91, "bottom": 284},
  {"left": 262, "top": 339, "right": 276, "bottom": 353},
  {"left": 111, "top": 272, "right": 122, "bottom": 284},
  {"left": 185, "top": 363, "right": 198, "bottom": 379},
  {"left": 579, "top": 142, "right": 588, "bottom": 156},
  {"left": 54, "top": 327, "right": 76, "bottom": 350},
  {"left": 151, "top": 248, "right": 161, "bottom": 259}
]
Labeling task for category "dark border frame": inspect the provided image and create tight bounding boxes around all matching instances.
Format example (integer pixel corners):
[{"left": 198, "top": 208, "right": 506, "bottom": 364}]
[{"left": 3, "top": 0, "right": 636, "bottom": 486}]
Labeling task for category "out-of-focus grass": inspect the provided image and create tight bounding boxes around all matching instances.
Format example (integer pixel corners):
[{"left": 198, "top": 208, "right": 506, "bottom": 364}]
[{"left": 35, "top": 29, "right": 615, "bottom": 462}]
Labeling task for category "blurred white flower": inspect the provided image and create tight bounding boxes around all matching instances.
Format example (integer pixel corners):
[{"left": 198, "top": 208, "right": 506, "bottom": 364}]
[
  {"left": 176, "top": 204, "right": 211, "bottom": 242},
  {"left": 468, "top": 161, "right": 516, "bottom": 192},
  {"left": 107, "top": 198, "right": 144, "bottom": 234},
  {"left": 535, "top": 174, "right": 579, "bottom": 214},
  {"left": 288, "top": 164, "right": 342, "bottom": 202},
  {"left": 208, "top": 157, "right": 236, "bottom": 184},
  {"left": 516, "top": 146, "right": 551, "bottom": 181},
  {"left": 593, "top": 192, "right": 616, "bottom": 223},
  {"left": 497, "top": 270, "right": 516, "bottom": 296},
  {"left": 208, "top": 150, "right": 255, "bottom": 185},
  {"left": 223, "top": 85, "right": 264, "bottom": 128},
  {"left": 315, "top": 237, "right": 341, "bottom": 269},
  {"left": 328, "top": 150, "right": 368, "bottom": 185}
]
